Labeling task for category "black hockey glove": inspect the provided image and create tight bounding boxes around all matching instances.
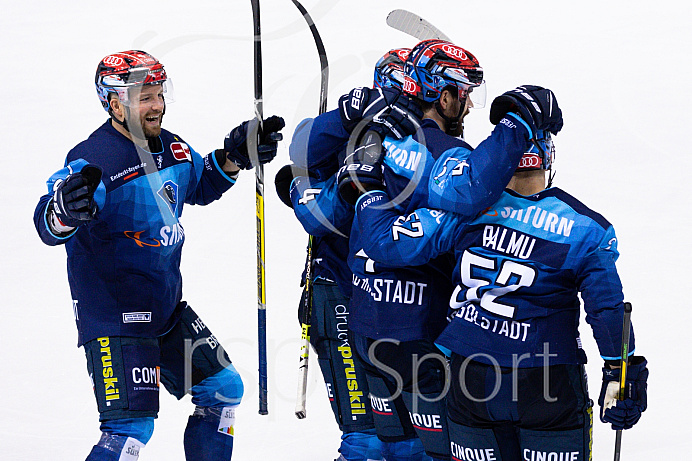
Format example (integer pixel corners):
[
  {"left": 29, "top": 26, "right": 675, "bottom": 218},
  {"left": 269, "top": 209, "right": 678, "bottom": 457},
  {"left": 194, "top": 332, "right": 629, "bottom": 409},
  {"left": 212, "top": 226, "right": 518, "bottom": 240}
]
[
  {"left": 274, "top": 164, "right": 314, "bottom": 209},
  {"left": 225, "top": 115, "right": 285, "bottom": 170},
  {"left": 338, "top": 87, "right": 423, "bottom": 140},
  {"left": 489, "top": 85, "right": 563, "bottom": 135},
  {"left": 598, "top": 356, "right": 648, "bottom": 430},
  {"left": 51, "top": 164, "right": 103, "bottom": 228},
  {"left": 337, "top": 131, "right": 385, "bottom": 205}
]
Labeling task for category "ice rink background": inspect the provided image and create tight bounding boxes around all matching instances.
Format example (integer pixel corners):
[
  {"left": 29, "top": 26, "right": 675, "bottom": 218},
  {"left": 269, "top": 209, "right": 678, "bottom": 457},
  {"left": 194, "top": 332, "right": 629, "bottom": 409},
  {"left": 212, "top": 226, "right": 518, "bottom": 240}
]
[{"left": 1, "top": 0, "right": 690, "bottom": 459}]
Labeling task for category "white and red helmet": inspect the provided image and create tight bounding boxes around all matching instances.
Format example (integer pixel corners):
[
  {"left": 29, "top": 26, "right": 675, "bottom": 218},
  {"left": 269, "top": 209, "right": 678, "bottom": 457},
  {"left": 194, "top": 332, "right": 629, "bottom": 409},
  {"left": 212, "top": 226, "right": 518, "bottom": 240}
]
[
  {"left": 373, "top": 48, "right": 410, "bottom": 89},
  {"left": 95, "top": 50, "right": 173, "bottom": 112},
  {"left": 403, "top": 39, "right": 485, "bottom": 107}
]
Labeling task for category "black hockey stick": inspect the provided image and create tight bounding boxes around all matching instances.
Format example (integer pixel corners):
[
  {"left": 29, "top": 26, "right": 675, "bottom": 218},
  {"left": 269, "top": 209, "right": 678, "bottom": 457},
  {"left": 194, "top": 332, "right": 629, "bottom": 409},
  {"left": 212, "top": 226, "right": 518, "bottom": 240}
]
[
  {"left": 292, "top": 0, "right": 328, "bottom": 114},
  {"left": 613, "top": 302, "right": 633, "bottom": 461},
  {"left": 291, "top": 0, "right": 329, "bottom": 420},
  {"left": 250, "top": 0, "right": 269, "bottom": 416},
  {"left": 386, "top": 9, "right": 450, "bottom": 41}
]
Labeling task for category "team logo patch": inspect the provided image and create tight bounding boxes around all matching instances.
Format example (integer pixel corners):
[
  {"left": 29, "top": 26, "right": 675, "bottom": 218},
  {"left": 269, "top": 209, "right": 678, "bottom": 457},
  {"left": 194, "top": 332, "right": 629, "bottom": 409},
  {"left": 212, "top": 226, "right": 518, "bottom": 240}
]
[
  {"left": 124, "top": 230, "right": 161, "bottom": 248},
  {"left": 440, "top": 43, "right": 468, "bottom": 61},
  {"left": 403, "top": 77, "right": 418, "bottom": 94},
  {"left": 103, "top": 55, "right": 125, "bottom": 67},
  {"left": 157, "top": 180, "right": 179, "bottom": 216},
  {"left": 123, "top": 312, "right": 152, "bottom": 323},
  {"left": 171, "top": 142, "right": 191, "bottom": 162},
  {"left": 518, "top": 153, "right": 542, "bottom": 169}
]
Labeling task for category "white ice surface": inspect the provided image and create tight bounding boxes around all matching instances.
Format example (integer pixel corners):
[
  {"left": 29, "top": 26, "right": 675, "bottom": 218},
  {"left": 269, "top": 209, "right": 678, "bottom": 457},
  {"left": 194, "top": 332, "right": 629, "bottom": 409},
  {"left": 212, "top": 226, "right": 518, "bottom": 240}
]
[{"left": 1, "top": 0, "right": 690, "bottom": 459}]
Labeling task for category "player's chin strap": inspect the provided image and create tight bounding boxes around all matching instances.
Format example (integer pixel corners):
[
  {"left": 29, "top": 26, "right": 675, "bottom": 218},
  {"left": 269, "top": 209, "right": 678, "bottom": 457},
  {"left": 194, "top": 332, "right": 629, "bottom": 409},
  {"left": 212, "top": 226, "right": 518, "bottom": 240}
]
[
  {"left": 530, "top": 137, "right": 556, "bottom": 188},
  {"left": 110, "top": 110, "right": 130, "bottom": 133},
  {"left": 434, "top": 99, "right": 465, "bottom": 136},
  {"left": 547, "top": 169, "right": 555, "bottom": 188}
]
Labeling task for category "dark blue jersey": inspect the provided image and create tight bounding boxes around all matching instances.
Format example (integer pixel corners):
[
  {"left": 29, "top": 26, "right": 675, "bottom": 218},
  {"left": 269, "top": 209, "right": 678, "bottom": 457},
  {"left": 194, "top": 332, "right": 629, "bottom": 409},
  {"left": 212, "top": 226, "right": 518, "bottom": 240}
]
[
  {"left": 356, "top": 185, "right": 634, "bottom": 367},
  {"left": 347, "top": 114, "right": 532, "bottom": 342},
  {"left": 289, "top": 174, "right": 353, "bottom": 296},
  {"left": 290, "top": 111, "right": 532, "bottom": 342},
  {"left": 289, "top": 110, "right": 349, "bottom": 182},
  {"left": 34, "top": 120, "right": 236, "bottom": 346}
]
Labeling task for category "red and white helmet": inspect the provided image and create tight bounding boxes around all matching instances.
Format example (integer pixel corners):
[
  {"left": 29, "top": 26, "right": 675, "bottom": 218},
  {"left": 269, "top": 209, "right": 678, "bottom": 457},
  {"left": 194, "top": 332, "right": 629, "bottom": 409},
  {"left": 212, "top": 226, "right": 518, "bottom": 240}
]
[
  {"left": 403, "top": 39, "right": 485, "bottom": 108},
  {"left": 95, "top": 50, "right": 173, "bottom": 112},
  {"left": 373, "top": 48, "right": 411, "bottom": 89}
]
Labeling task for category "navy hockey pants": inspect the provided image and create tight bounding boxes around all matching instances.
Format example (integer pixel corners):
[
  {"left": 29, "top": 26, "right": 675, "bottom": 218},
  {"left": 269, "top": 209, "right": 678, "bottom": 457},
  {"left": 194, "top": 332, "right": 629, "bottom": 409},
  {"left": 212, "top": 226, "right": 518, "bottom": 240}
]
[{"left": 447, "top": 354, "right": 593, "bottom": 461}]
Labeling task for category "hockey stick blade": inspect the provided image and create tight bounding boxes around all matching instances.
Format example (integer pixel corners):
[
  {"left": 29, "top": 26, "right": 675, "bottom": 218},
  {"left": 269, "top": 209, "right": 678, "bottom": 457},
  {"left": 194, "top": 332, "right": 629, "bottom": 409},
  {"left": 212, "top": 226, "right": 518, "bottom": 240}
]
[{"left": 386, "top": 9, "right": 450, "bottom": 41}]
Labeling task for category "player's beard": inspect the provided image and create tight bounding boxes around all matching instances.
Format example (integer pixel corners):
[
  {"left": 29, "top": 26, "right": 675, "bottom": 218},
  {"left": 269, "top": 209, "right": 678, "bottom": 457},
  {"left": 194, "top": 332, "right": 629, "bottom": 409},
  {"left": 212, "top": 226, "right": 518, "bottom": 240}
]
[
  {"left": 446, "top": 100, "right": 470, "bottom": 138},
  {"left": 140, "top": 111, "right": 164, "bottom": 139},
  {"left": 124, "top": 108, "right": 164, "bottom": 140}
]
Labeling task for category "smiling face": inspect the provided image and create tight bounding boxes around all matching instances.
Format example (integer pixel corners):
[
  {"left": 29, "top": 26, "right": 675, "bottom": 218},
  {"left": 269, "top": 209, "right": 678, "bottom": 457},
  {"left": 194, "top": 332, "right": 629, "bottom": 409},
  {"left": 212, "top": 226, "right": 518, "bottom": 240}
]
[{"left": 126, "top": 84, "right": 165, "bottom": 138}]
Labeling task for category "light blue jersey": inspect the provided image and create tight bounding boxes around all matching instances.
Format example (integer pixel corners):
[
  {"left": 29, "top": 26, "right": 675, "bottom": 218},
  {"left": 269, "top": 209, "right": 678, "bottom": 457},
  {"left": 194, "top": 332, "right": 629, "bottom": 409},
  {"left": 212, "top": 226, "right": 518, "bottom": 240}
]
[{"left": 356, "top": 187, "right": 634, "bottom": 367}]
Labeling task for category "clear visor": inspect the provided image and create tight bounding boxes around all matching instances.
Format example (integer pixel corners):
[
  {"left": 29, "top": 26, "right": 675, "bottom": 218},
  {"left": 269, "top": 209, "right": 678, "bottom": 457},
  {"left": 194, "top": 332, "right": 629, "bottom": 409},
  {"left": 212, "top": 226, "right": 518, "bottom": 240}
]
[
  {"left": 463, "top": 82, "right": 486, "bottom": 109},
  {"left": 441, "top": 67, "right": 486, "bottom": 108},
  {"left": 109, "top": 79, "right": 175, "bottom": 108}
]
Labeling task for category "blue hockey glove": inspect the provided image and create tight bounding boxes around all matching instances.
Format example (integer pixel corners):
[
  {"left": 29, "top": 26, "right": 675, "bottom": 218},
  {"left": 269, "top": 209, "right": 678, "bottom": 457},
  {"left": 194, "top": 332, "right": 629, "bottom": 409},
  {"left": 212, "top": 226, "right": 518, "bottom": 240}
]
[
  {"left": 51, "top": 164, "right": 103, "bottom": 228},
  {"left": 224, "top": 115, "right": 285, "bottom": 170},
  {"left": 339, "top": 87, "right": 422, "bottom": 139},
  {"left": 489, "top": 85, "right": 563, "bottom": 135},
  {"left": 598, "top": 356, "right": 648, "bottom": 430},
  {"left": 337, "top": 131, "right": 385, "bottom": 205}
]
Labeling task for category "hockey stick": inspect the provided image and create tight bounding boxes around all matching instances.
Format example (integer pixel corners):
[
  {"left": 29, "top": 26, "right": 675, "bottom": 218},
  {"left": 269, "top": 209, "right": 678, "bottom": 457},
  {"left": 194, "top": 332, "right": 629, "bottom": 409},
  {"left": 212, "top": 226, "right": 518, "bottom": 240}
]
[
  {"left": 291, "top": 0, "right": 329, "bottom": 420},
  {"left": 386, "top": 9, "right": 450, "bottom": 41},
  {"left": 613, "top": 302, "right": 633, "bottom": 461},
  {"left": 295, "top": 235, "right": 314, "bottom": 420},
  {"left": 250, "top": 0, "right": 269, "bottom": 416}
]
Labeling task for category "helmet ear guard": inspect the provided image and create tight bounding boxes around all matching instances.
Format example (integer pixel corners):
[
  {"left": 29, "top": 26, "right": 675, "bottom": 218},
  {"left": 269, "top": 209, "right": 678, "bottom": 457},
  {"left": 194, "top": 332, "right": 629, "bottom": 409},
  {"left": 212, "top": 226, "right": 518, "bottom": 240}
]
[{"left": 517, "top": 131, "right": 555, "bottom": 172}]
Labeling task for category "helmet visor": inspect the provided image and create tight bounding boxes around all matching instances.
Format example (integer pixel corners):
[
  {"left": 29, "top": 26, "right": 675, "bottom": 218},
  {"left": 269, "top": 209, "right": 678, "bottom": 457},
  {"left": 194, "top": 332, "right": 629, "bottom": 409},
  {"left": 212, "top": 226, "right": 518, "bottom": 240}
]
[
  {"left": 440, "top": 66, "right": 486, "bottom": 108},
  {"left": 463, "top": 82, "right": 486, "bottom": 109},
  {"left": 106, "top": 79, "right": 175, "bottom": 108}
]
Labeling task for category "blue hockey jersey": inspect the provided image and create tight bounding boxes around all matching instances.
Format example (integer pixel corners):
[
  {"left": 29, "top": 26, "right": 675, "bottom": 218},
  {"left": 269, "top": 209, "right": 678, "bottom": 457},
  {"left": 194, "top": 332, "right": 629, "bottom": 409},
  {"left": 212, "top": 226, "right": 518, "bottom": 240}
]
[
  {"left": 34, "top": 120, "right": 236, "bottom": 346},
  {"left": 289, "top": 173, "right": 354, "bottom": 296},
  {"left": 347, "top": 114, "right": 532, "bottom": 341},
  {"left": 355, "top": 186, "right": 635, "bottom": 367}
]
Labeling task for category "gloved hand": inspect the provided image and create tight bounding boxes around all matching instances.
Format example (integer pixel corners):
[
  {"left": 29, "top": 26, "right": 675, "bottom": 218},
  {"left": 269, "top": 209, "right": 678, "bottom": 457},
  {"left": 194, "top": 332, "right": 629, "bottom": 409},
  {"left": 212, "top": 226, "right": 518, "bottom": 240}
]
[
  {"left": 51, "top": 164, "right": 103, "bottom": 228},
  {"left": 338, "top": 87, "right": 422, "bottom": 139},
  {"left": 337, "top": 131, "right": 385, "bottom": 205},
  {"left": 489, "top": 85, "right": 563, "bottom": 135},
  {"left": 598, "top": 356, "right": 648, "bottom": 430},
  {"left": 274, "top": 164, "right": 313, "bottom": 209},
  {"left": 224, "top": 115, "right": 285, "bottom": 170}
]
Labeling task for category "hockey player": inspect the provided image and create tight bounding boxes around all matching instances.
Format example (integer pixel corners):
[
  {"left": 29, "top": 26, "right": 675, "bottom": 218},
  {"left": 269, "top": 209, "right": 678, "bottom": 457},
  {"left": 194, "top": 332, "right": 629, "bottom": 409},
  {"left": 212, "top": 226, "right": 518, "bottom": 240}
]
[
  {"left": 33, "top": 50, "right": 285, "bottom": 461},
  {"left": 274, "top": 48, "right": 415, "bottom": 461},
  {"left": 336, "top": 40, "right": 538, "bottom": 461},
  {"left": 284, "top": 39, "right": 536, "bottom": 460},
  {"left": 351, "top": 86, "right": 648, "bottom": 460}
]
